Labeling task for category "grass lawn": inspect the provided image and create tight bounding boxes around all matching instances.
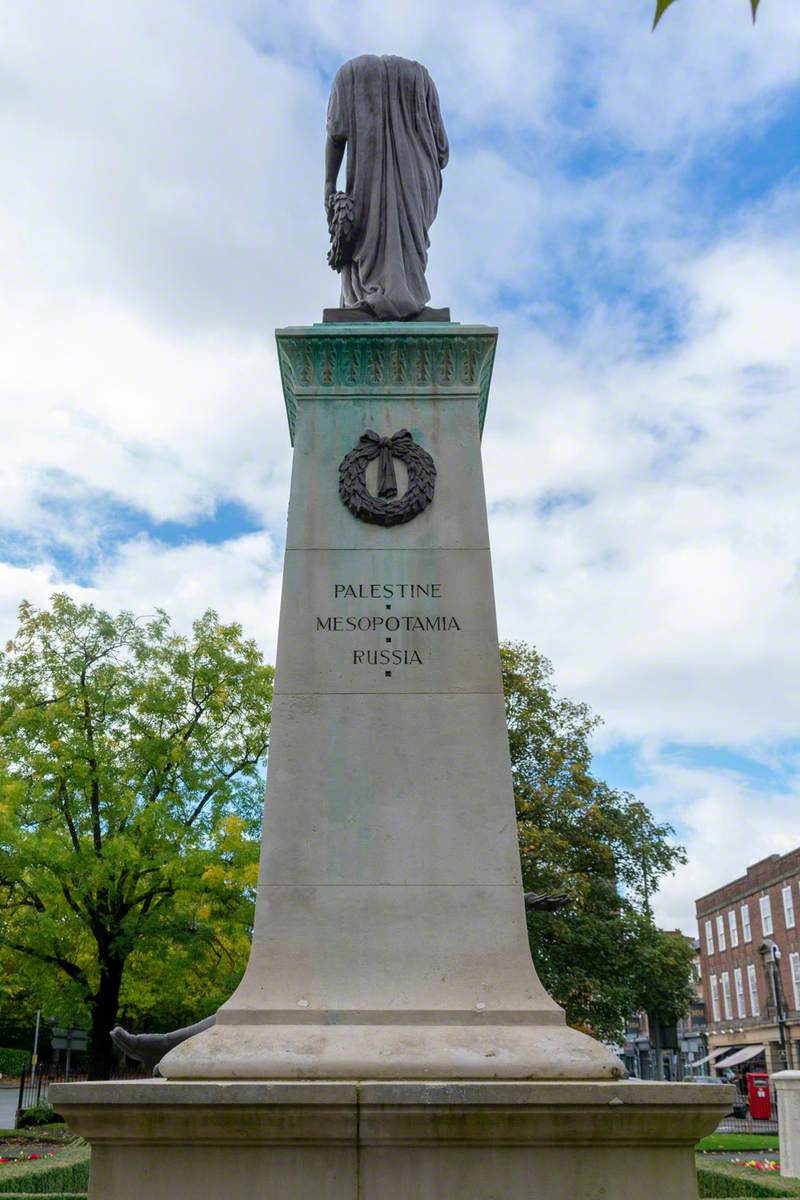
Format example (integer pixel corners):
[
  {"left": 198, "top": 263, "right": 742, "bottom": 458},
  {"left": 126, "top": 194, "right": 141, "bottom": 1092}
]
[{"left": 698, "top": 1133, "right": 781, "bottom": 1152}]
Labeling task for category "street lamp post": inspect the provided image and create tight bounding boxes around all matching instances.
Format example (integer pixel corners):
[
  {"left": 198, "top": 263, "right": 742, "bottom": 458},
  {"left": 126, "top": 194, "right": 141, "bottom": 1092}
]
[
  {"left": 30, "top": 1010, "right": 41, "bottom": 1088},
  {"left": 760, "top": 940, "right": 789, "bottom": 1071}
]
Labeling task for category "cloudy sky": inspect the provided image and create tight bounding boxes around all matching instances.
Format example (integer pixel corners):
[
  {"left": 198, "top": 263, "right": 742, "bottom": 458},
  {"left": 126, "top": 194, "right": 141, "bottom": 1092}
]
[{"left": 1, "top": 0, "right": 799, "bottom": 932}]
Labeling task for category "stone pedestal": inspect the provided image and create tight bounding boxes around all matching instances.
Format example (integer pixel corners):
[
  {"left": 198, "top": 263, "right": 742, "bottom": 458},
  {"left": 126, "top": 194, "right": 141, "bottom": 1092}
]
[
  {"left": 774, "top": 1071, "right": 800, "bottom": 1178},
  {"left": 158, "top": 323, "right": 621, "bottom": 1082},
  {"left": 51, "top": 1078, "right": 733, "bottom": 1200},
  {"left": 51, "top": 323, "right": 735, "bottom": 1196}
]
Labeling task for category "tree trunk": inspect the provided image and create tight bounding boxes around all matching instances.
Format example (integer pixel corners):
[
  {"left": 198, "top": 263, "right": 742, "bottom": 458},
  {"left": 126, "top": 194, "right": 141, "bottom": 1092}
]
[{"left": 88, "top": 956, "right": 125, "bottom": 1080}]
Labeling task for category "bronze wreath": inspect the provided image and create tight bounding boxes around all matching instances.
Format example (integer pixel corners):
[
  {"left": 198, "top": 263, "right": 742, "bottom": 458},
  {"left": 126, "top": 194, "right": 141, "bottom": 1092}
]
[
  {"left": 326, "top": 191, "right": 356, "bottom": 272},
  {"left": 338, "top": 429, "right": 436, "bottom": 527}
]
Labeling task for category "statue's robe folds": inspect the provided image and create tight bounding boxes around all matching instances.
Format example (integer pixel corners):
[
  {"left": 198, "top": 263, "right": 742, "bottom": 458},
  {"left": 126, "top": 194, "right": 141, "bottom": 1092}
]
[{"left": 327, "top": 55, "right": 449, "bottom": 320}]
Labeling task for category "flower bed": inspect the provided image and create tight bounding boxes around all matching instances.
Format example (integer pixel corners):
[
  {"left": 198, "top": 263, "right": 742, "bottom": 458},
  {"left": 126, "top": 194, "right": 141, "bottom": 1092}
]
[
  {"left": 732, "top": 1160, "right": 781, "bottom": 1174},
  {"left": 0, "top": 1141, "right": 89, "bottom": 1195},
  {"left": 0, "top": 1154, "right": 56, "bottom": 1167}
]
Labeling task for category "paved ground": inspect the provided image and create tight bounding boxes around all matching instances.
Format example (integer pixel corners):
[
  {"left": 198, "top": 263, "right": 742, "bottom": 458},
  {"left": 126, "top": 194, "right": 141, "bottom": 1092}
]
[
  {"left": 0, "top": 1085, "right": 19, "bottom": 1128},
  {"left": 701, "top": 1152, "right": 780, "bottom": 1163}
]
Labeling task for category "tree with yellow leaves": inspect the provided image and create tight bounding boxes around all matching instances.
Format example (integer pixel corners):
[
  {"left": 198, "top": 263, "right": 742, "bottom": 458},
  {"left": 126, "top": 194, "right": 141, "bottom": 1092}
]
[
  {"left": 653, "top": 0, "right": 761, "bottom": 28},
  {"left": 0, "top": 596, "right": 272, "bottom": 1078}
]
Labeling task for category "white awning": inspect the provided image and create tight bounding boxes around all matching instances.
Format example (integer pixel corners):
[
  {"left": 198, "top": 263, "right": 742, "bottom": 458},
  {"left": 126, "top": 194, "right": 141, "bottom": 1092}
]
[
  {"left": 688, "top": 1046, "right": 733, "bottom": 1070},
  {"left": 713, "top": 1044, "right": 766, "bottom": 1070}
]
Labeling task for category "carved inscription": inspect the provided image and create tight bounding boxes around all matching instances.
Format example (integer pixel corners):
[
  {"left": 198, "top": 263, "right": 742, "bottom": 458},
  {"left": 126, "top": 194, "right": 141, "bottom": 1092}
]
[{"left": 314, "top": 581, "right": 460, "bottom": 676}]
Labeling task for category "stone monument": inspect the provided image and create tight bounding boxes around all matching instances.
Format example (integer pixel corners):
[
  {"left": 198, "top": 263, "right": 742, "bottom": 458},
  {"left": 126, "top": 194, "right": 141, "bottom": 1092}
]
[{"left": 52, "top": 54, "right": 732, "bottom": 1200}]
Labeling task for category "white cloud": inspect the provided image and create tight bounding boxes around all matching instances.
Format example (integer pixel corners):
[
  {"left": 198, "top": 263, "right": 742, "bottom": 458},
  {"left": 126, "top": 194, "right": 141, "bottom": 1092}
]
[
  {"left": 487, "top": 216, "right": 800, "bottom": 747},
  {"left": 0, "top": 294, "right": 291, "bottom": 533},
  {"left": 0, "top": 532, "right": 283, "bottom": 660},
  {"left": 0, "top": 0, "right": 799, "bottom": 937},
  {"left": 642, "top": 758, "right": 800, "bottom": 933},
  {"left": 91, "top": 532, "right": 284, "bottom": 654}
]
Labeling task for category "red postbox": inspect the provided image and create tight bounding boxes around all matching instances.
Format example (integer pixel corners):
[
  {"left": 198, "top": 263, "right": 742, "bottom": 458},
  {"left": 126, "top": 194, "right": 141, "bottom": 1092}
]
[{"left": 746, "top": 1072, "right": 772, "bottom": 1120}]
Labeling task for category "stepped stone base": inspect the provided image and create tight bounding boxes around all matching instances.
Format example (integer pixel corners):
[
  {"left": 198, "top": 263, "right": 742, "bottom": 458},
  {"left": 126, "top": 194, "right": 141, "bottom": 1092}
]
[
  {"left": 158, "top": 1016, "right": 622, "bottom": 1080},
  {"left": 51, "top": 1078, "right": 733, "bottom": 1200}
]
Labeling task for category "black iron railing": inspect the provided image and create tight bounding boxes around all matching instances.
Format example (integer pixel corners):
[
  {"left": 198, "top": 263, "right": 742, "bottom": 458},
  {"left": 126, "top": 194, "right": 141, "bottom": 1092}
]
[{"left": 16, "top": 1064, "right": 147, "bottom": 1119}]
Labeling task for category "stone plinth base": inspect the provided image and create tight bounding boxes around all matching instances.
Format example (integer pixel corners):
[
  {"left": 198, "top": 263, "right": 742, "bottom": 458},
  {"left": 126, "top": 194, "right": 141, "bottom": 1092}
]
[
  {"left": 774, "top": 1071, "right": 800, "bottom": 1178},
  {"left": 51, "top": 1078, "right": 733, "bottom": 1200},
  {"left": 321, "top": 306, "right": 451, "bottom": 322},
  {"left": 159, "top": 1015, "right": 623, "bottom": 1080}
]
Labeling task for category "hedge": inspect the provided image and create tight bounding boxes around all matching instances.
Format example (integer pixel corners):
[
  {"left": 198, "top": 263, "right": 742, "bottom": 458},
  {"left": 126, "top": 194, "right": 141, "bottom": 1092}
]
[
  {"left": 0, "top": 1129, "right": 69, "bottom": 1143},
  {"left": 0, "top": 1050, "right": 30, "bottom": 1076},
  {"left": 698, "top": 1162, "right": 800, "bottom": 1197},
  {"left": 0, "top": 1196, "right": 85, "bottom": 1199},
  {"left": 0, "top": 1143, "right": 90, "bottom": 1195}
]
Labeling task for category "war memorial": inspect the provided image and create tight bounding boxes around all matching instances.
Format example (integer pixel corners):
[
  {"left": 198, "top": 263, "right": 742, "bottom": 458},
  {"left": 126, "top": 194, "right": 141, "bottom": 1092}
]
[{"left": 52, "top": 53, "right": 732, "bottom": 1199}]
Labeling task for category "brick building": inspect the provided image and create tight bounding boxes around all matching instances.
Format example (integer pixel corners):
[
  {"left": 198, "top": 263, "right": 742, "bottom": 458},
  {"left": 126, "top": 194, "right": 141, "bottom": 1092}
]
[{"left": 696, "top": 849, "right": 800, "bottom": 1075}]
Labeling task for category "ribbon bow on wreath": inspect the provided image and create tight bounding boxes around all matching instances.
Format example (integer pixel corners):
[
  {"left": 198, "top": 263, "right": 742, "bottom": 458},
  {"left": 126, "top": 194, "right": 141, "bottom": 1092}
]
[
  {"left": 338, "top": 428, "right": 436, "bottom": 527},
  {"left": 358, "top": 429, "right": 414, "bottom": 499}
]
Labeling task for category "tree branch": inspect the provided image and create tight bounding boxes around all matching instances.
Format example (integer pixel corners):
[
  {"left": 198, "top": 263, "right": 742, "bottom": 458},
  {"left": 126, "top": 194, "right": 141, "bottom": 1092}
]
[
  {"left": 60, "top": 880, "right": 85, "bottom": 920},
  {"left": 184, "top": 763, "right": 241, "bottom": 827},
  {"left": 56, "top": 776, "right": 81, "bottom": 855},
  {"left": 79, "top": 666, "right": 103, "bottom": 856},
  {"left": 128, "top": 883, "right": 174, "bottom": 913},
  {"left": 3, "top": 939, "right": 90, "bottom": 992}
]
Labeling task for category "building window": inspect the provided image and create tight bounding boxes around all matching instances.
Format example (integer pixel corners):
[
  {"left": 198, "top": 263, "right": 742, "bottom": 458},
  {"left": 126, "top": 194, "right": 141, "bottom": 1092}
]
[
  {"left": 747, "top": 963, "right": 760, "bottom": 1016},
  {"left": 783, "top": 886, "right": 796, "bottom": 930},
  {"left": 790, "top": 952, "right": 800, "bottom": 1012},
  {"left": 721, "top": 971, "right": 733, "bottom": 1019},
  {"left": 760, "top": 894, "right": 773, "bottom": 936},
  {"left": 728, "top": 909, "right": 739, "bottom": 947},
  {"left": 716, "top": 913, "right": 727, "bottom": 952},
  {"left": 741, "top": 903, "right": 752, "bottom": 943},
  {"left": 710, "top": 974, "right": 721, "bottom": 1022},
  {"left": 705, "top": 919, "right": 714, "bottom": 955},
  {"left": 734, "top": 967, "right": 746, "bottom": 1018}
]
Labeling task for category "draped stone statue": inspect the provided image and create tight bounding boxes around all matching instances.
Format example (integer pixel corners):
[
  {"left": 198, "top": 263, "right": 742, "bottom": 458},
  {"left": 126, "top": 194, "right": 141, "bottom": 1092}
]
[{"left": 324, "top": 54, "right": 449, "bottom": 320}]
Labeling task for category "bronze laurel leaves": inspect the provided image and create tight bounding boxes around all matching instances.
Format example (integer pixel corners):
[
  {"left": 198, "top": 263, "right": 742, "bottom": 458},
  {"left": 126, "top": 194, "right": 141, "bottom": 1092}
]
[
  {"left": 338, "top": 429, "right": 436, "bottom": 527},
  {"left": 326, "top": 191, "right": 356, "bottom": 272}
]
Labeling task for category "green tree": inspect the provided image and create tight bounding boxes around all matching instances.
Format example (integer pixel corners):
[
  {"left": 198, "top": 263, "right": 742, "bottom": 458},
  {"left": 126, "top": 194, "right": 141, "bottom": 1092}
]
[
  {"left": 115, "top": 811, "right": 259, "bottom": 1035},
  {"left": 501, "top": 641, "right": 692, "bottom": 1041},
  {"left": 653, "top": 0, "right": 761, "bottom": 28},
  {"left": 0, "top": 596, "right": 271, "bottom": 1078},
  {"left": 634, "top": 925, "right": 696, "bottom": 1029}
]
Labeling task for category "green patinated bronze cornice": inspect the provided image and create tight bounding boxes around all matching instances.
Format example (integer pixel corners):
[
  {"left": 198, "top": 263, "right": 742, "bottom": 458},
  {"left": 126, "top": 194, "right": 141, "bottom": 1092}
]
[{"left": 275, "top": 323, "right": 498, "bottom": 444}]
